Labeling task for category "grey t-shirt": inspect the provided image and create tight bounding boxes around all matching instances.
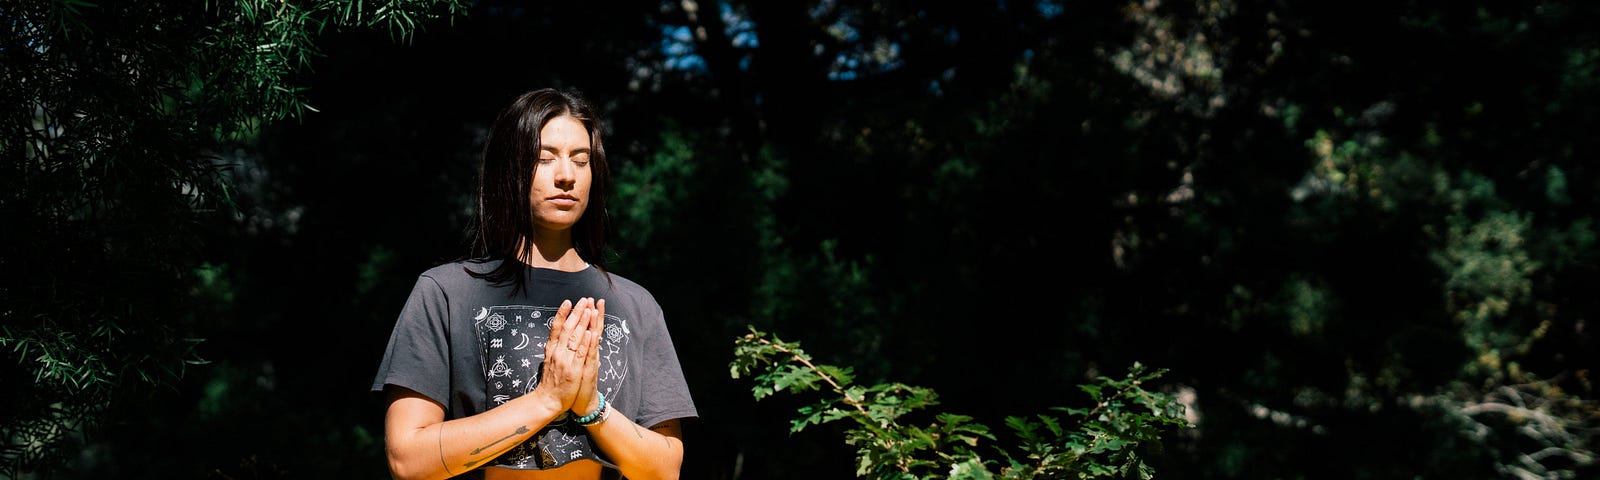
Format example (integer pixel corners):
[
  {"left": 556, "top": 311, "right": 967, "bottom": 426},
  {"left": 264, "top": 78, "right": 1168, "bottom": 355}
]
[{"left": 371, "top": 259, "right": 697, "bottom": 474}]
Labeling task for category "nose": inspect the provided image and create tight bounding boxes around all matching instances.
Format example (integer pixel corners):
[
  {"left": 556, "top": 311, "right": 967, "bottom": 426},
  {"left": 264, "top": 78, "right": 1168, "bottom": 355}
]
[{"left": 552, "top": 157, "right": 576, "bottom": 190}]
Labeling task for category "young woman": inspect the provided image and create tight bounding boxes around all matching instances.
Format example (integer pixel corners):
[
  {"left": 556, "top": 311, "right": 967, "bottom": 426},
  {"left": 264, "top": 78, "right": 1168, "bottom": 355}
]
[{"left": 372, "top": 88, "right": 696, "bottom": 480}]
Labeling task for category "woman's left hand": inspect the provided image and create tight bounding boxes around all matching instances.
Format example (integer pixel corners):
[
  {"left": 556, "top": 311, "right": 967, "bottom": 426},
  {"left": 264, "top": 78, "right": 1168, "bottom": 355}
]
[{"left": 572, "top": 298, "right": 606, "bottom": 419}]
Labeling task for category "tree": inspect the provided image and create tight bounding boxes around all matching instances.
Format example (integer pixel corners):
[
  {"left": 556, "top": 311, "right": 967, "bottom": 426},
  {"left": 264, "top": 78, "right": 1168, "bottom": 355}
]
[{"left": 0, "top": 0, "right": 464, "bottom": 476}]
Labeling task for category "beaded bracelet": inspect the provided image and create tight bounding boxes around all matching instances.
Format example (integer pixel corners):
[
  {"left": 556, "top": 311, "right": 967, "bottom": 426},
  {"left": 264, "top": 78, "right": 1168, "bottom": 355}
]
[{"left": 575, "top": 391, "right": 608, "bottom": 426}]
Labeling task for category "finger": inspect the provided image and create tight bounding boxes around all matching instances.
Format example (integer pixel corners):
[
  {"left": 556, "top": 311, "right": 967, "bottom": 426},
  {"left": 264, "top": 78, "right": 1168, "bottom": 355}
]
[
  {"left": 584, "top": 296, "right": 599, "bottom": 322},
  {"left": 581, "top": 330, "right": 600, "bottom": 376},
  {"left": 556, "top": 298, "right": 573, "bottom": 320},
  {"left": 580, "top": 298, "right": 598, "bottom": 339},
  {"left": 574, "top": 298, "right": 594, "bottom": 340},
  {"left": 563, "top": 298, "right": 584, "bottom": 333},
  {"left": 586, "top": 305, "right": 600, "bottom": 334},
  {"left": 591, "top": 299, "right": 606, "bottom": 336},
  {"left": 565, "top": 302, "right": 588, "bottom": 355},
  {"left": 586, "top": 328, "right": 601, "bottom": 371},
  {"left": 572, "top": 324, "right": 589, "bottom": 360},
  {"left": 549, "top": 299, "right": 573, "bottom": 351},
  {"left": 563, "top": 298, "right": 587, "bottom": 349}
]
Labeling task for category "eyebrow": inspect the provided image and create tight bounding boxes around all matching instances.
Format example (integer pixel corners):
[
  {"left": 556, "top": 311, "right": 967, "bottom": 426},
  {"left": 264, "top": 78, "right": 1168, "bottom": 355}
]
[{"left": 540, "top": 146, "right": 591, "bottom": 155}]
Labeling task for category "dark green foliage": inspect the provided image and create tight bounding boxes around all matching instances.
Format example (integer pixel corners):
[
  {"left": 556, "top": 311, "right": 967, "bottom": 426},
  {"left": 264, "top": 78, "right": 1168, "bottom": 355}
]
[
  {"left": 733, "top": 327, "right": 1190, "bottom": 479},
  {"left": 0, "top": 0, "right": 463, "bottom": 476}
]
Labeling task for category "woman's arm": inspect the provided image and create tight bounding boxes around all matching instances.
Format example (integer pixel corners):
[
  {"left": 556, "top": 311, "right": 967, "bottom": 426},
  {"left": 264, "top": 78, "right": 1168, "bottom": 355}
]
[
  {"left": 384, "top": 299, "right": 602, "bottom": 480},
  {"left": 584, "top": 409, "right": 685, "bottom": 480},
  {"left": 384, "top": 386, "right": 564, "bottom": 480}
]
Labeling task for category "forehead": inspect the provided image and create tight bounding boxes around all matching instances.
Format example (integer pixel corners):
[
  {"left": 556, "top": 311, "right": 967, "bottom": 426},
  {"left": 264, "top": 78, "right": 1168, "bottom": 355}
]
[{"left": 539, "top": 116, "right": 590, "bottom": 150}]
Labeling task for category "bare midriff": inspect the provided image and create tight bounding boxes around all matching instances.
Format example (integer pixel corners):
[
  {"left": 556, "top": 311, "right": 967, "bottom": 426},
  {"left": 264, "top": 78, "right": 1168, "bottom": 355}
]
[{"left": 481, "top": 460, "right": 603, "bottom": 480}]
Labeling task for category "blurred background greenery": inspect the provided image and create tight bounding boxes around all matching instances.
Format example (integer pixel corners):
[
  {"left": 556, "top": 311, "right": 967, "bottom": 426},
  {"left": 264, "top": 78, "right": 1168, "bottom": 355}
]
[{"left": 3, "top": 0, "right": 1597, "bottom": 478}]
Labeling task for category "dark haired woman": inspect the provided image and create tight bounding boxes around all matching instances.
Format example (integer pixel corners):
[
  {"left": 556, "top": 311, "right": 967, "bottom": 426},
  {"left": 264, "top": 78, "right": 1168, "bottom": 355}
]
[{"left": 372, "top": 88, "right": 696, "bottom": 480}]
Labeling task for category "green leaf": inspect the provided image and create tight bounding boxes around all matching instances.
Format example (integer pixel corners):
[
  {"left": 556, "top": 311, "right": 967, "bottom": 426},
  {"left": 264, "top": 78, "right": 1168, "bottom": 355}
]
[
  {"left": 1039, "top": 414, "right": 1063, "bottom": 437},
  {"left": 947, "top": 457, "right": 995, "bottom": 479},
  {"left": 1078, "top": 384, "right": 1103, "bottom": 401},
  {"left": 816, "top": 364, "right": 854, "bottom": 386}
]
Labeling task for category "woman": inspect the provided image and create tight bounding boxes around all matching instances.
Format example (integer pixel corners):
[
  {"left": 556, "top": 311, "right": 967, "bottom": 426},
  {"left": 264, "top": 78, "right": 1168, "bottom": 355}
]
[{"left": 372, "top": 88, "right": 696, "bottom": 480}]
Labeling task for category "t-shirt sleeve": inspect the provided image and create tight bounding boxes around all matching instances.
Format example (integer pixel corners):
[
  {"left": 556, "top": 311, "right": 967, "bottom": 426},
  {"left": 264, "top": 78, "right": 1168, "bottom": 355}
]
[
  {"left": 371, "top": 274, "right": 452, "bottom": 405},
  {"left": 634, "top": 295, "right": 698, "bottom": 429}
]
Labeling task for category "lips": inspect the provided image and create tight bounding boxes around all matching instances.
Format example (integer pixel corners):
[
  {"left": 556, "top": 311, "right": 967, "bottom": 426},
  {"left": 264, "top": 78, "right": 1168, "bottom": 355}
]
[{"left": 547, "top": 194, "right": 580, "bottom": 207}]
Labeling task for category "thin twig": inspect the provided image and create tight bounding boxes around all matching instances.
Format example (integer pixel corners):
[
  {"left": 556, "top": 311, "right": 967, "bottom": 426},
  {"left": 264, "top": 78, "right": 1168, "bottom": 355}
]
[{"left": 757, "top": 336, "right": 874, "bottom": 419}]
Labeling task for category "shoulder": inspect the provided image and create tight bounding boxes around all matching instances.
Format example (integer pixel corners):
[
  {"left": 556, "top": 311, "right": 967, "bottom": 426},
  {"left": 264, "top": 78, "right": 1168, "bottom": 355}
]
[
  {"left": 601, "top": 269, "right": 648, "bottom": 295},
  {"left": 418, "top": 258, "right": 501, "bottom": 288},
  {"left": 597, "top": 269, "right": 663, "bottom": 313}
]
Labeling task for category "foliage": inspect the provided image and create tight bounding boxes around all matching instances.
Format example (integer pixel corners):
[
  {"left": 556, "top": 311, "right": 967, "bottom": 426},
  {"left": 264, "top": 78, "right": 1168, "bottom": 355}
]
[
  {"left": 732, "top": 327, "right": 1191, "bottom": 479},
  {"left": 0, "top": 0, "right": 464, "bottom": 476}
]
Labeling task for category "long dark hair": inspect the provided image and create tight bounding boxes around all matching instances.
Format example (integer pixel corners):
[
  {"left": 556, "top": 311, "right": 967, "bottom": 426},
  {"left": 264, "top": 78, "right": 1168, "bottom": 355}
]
[{"left": 465, "top": 88, "right": 611, "bottom": 290}]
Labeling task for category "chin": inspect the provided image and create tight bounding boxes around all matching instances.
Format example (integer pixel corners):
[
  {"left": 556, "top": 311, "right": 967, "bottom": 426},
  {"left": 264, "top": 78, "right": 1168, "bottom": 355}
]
[{"left": 534, "top": 217, "right": 583, "bottom": 232}]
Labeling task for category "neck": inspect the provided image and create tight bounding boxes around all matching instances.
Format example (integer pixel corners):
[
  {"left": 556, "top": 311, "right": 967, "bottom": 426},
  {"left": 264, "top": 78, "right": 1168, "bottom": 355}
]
[{"left": 518, "top": 229, "right": 587, "bottom": 272}]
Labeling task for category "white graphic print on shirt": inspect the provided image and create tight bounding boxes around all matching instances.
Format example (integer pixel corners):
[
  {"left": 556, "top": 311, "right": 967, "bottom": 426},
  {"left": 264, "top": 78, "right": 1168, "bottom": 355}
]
[{"left": 473, "top": 305, "right": 630, "bottom": 469}]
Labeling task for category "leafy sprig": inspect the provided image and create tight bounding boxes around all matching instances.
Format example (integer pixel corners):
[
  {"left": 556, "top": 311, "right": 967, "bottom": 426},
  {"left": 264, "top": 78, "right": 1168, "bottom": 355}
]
[{"left": 732, "top": 326, "right": 1192, "bottom": 479}]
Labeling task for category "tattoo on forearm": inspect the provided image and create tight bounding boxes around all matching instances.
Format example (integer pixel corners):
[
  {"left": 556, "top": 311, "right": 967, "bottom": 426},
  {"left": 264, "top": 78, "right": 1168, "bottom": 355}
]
[
  {"left": 470, "top": 425, "right": 530, "bottom": 455},
  {"left": 439, "top": 426, "right": 453, "bottom": 476},
  {"left": 631, "top": 422, "right": 644, "bottom": 438},
  {"left": 463, "top": 424, "right": 530, "bottom": 468},
  {"left": 649, "top": 425, "right": 674, "bottom": 449}
]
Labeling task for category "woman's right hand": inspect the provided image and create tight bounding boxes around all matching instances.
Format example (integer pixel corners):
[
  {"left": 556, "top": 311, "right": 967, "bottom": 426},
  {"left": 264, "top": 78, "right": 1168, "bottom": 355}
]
[{"left": 531, "top": 298, "right": 600, "bottom": 414}]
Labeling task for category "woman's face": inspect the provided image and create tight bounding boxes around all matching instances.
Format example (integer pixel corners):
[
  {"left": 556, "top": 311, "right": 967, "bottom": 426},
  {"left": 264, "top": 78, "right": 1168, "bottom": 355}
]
[{"left": 530, "top": 115, "right": 592, "bottom": 235}]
